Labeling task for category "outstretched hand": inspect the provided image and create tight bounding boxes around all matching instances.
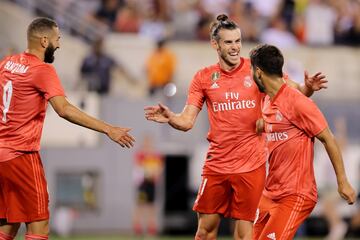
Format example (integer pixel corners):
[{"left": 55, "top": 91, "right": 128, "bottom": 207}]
[
  {"left": 304, "top": 71, "right": 328, "bottom": 91},
  {"left": 107, "top": 127, "right": 135, "bottom": 148},
  {"left": 144, "top": 103, "right": 173, "bottom": 123}
]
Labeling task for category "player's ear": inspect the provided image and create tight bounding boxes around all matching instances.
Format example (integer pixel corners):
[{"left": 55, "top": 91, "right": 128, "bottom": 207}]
[
  {"left": 210, "top": 38, "right": 219, "bottom": 50},
  {"left": 40, "top": 36, "right": 48, "bottom": 49},
  {"left": 256, "top": 67, "right": 262, "bottom": 79}
]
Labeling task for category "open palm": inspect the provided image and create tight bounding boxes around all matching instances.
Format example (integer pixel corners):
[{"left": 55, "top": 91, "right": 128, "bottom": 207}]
[
  {"left": 144, "top": 103, "right": 172, "bottom": 123},
  {"left": 304, "top": 71, "right": 328, "bottom": 91}
]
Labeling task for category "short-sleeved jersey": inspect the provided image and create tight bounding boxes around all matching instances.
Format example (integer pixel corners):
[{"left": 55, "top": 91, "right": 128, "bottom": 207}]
[
  {"left": 186, "top": 58, "right": 266, "bottom": 174},
  {"left": 0, "top": 52, "right": 65, "bottom": 162},
  {"left": 262, "top": 84, "right": 328, "bottom": 202}
]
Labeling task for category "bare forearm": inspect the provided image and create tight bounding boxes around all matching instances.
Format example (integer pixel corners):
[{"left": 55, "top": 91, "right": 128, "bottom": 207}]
[
  {"left": 286, "top": 78, "right": 313, "bottom": 97},
  {"left": 298, "top": 84, "right": 313, "bottom": 97},
  {"left": 322, "top": 137, "right": 348, "bottom": 184},
  {"left": 317, "top": 129, "right": 355, "bottom": 204},
  {"left": 168, "top": 113, "right": 193, "bottom": 131},
  {"left": 60, "top": 104, "right": 111, "bottom": 134}
]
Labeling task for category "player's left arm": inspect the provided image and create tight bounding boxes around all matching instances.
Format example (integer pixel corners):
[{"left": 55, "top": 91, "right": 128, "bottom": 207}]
[
  {"left": 316, "top": 128, "right": 356, "bottom": 204},
  {"left": 287, "top": 71, "right": 328, "bottom": 97}
]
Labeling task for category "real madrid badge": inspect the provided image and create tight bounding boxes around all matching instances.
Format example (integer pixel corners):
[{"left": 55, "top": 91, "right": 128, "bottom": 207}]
[{"left": 211, "top": 72, "right": 220, "bottom": 81}]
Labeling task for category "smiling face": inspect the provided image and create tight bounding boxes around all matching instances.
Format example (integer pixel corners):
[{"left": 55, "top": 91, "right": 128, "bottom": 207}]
[{"left": 212, "top": 28, "right": 242, "bottom": 71}]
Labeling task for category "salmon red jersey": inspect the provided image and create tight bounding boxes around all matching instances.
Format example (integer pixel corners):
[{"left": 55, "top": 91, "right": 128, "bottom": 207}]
[
  {"left": 186, "top": 58, "right": 266, "bottom": 174},
  {"left": 262, "top": 84, "right": 328, "bottom": 202},
  {"left": 0, "top": 53, "right": 65, "bottom": 161}
]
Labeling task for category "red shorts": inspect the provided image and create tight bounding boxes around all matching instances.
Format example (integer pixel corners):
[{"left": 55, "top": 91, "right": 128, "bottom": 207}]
[
  {"left": 0, "top": 152, "right": 49, "bottom": 222},
  {"left": 253, "top": 194, "right": 316, "bottom": 240},
  {"left": 193, "top": 164, "right": 266, "bottom": 221}
]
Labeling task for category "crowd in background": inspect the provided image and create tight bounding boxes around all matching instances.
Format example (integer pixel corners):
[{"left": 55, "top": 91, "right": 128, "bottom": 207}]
[
  {"left": 4, "top": 0, "right": 360, "bottom": 96},
  {"left": 10, "top": 0, "right": 360, "bottom": 45}
]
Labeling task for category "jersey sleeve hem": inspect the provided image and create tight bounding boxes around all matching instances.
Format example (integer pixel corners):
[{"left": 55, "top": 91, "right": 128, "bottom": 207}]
[
  {"left": 46, "top": 92, "right": 66, "bottom": 101},
  {"left": 185, "top": 102, "right": 203, "bottom": 110},
  {"left": 310, "top": 125, "right": 328, "bottom": 138}
]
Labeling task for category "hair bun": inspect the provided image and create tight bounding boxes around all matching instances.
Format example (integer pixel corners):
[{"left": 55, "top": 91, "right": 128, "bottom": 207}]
[{"left": 216, "top": 14, "right": 228, "bottom": 22}]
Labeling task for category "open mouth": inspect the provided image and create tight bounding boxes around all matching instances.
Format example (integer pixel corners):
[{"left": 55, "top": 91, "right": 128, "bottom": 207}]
[{"left": 228, "top": 52, "right": 239, "bottom": 58}]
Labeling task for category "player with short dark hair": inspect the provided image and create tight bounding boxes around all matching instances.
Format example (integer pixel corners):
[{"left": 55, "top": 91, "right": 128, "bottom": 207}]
[
  {"left": 0, "top": 17, "right": 135, "bottom": 240},
  {"left": 145, "top": 14, "right": 327, "bottom": 240},
  {"left": 250, "top": 44, "right": 356, "bottom": 240}
]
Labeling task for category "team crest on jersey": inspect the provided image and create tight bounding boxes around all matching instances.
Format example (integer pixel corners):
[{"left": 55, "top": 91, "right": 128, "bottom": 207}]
[
  {"left": 211, "top": 72, "right": 220, "bottom": 81},
  {"left": 244, "top": 76, "right": 253, "bottom": 88},
  {"left": 275, "top": 110, "right": 283, "bottom": 121},
  {"left": 210, "top": 72, "right": 220, "bottom": 89}
]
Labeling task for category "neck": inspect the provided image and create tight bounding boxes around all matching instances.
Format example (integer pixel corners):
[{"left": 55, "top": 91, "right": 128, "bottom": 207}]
[
  {"left": 26, "top": 48, "right": 44, "bottom": 62},
  {"left": 264, "top": 76, "right": 286, "bottom": 99},
  {"left": 219, "top": 58, "right": 241, "bottom": 72}
]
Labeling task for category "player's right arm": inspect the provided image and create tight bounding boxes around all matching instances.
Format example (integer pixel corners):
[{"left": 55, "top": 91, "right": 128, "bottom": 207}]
[
  {"left": 316, "top": 128, "right": 356, "bottom": 205},
  {"left": 49, "top": 96, "right": 135, "bottom": 148},
  {"left": 32, "top": 64, "right": 134, "bottom": 148},
  {"left": 144, "top": 103, "right": 200, "bottom": 132}
]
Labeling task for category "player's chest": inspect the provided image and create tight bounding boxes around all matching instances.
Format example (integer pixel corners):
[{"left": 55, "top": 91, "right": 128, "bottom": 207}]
[{"left": 203, "top": 73, "right": 260, "bottom": 102}]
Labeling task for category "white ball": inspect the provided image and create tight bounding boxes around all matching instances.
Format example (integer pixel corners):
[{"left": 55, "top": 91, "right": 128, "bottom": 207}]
[{"left": 163, "top": 83, "right": 177, "bottom": 97}]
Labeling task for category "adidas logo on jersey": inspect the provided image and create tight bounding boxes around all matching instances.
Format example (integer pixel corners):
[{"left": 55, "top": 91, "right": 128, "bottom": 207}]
[
  {"left": 267, "top": 232, "right": 276, "bottom": 240},
  {"left": 210, "top": 82, "right": 219, "bottom": 89}
]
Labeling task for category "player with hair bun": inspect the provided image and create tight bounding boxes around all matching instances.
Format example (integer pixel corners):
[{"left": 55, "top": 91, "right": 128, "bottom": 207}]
[{"left": 145, "top": 14, "right": 327, "bottom": 240}]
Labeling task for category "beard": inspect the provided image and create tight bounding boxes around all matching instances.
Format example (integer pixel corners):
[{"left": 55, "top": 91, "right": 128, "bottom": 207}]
[
  {"left": 253, "top": 73, "right": 266, "bottom": 93},
  {"left": 44, "top": 43, "right": 57, "bottom": 63},
  {"left": 219, "top": 48, "right": 239, "bottom": 68}
]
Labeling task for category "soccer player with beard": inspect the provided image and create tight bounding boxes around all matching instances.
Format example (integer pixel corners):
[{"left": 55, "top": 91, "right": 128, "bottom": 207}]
[
  {"left": 144, "top": 14, "right": 327, "bottom": 240},
  {"left": 249, "top": 44, "right": 356, "bottom": 240},
  {"left": 0, "top": 17, "right": 135, "bottom": 240}
]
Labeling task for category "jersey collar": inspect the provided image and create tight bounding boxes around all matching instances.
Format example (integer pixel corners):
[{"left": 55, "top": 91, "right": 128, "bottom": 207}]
[{"left": 271, "top": 83, "right": 287, "bottom": 103}]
